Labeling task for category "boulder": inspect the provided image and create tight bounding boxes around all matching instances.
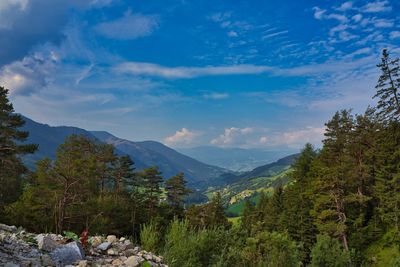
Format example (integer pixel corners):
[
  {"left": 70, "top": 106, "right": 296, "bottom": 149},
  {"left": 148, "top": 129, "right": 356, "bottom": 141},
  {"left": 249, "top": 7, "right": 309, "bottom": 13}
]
[
  {"left": 41, "top": 254, "right": 55, "bottom": 266},
  {"left": 112, "top": 258, "right": 123, "bottom": 265},
  {"left": 37, "top": 235, "right": 60, "bottom": 252},
  {"left": 78, "top": 260, "right": 88, "bottom": 267},
  {"left": 0, "top": 224, "right": 17, "bottom": 233},
  {"left": 106, "top": 235, "right": 117, "bottom": 243},
  {"left": 124, "top": 248, "right": 137, "bottom": 257},
  {"left": 106, "top": 248, "right": 118, "bottom": 256},
  {"left": 97, "top": 242, "right": 111, "bottom": 251},
  {"left": 91, "top": 236, "right": 103, "bottom": 247},
  {"left": 50, "top": 242, "right": 85, "bottom": 266},
  {"left": 124, "top": 256, "right": 142, "bottom": 267}
]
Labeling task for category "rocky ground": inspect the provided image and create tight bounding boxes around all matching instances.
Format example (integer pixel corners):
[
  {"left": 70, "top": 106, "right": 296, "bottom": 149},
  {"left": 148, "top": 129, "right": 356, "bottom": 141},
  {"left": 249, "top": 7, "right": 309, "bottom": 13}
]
[{"left": 0, "top": 223, "right": 168, "bottom": 267}]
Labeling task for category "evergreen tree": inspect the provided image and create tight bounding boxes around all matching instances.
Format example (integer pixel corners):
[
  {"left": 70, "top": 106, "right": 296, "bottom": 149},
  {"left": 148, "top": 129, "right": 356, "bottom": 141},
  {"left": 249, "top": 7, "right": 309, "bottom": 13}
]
[
  {"left": 0, "top": 86, "right": 37, "bottom": 207},
  {"left": 241, "top": 198, "right": 255, "bottom": 235},
  {"left": 373, "top": 49, "right": 400, "bottom": 121},
  {"left": 165, "top": 172, "right": 192, "bottom": 218},
  {"left": 264, "top": 186, "right": 284, "bottom": 232},
  {"left": 281, "top": 143, "right": 318, "bottom": 264},
  {"left": 310, "top": 235, "right": 351, "bottom": 267},
  {"left": 311, "top": 110, "right": 354, "bottom": 251},
  {"left": 141, "top": 167, "right": 164, "bottom": 219},
  {"left": 112, "top": 155, "right": 135, "bottom": 197}
]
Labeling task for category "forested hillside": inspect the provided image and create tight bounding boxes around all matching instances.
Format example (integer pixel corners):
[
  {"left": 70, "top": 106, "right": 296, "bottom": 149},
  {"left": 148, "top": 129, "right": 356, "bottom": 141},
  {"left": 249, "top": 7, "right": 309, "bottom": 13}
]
[
  {"left": 20, "top": 117, "right": 227, "bottom": 188},
  {"left": 0, "top": 49, "right": 399, "bottom": 266}
]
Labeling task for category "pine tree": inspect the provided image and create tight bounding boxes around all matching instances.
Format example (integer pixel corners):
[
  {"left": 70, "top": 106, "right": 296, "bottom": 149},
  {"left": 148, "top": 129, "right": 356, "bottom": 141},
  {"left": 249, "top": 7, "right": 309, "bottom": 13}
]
[
  {"left": 112, "top": 155, "right": 135, "bottom": 197},
  {"left": 141, "top": 167, "right": 164, "bottom": 219},
  {"left": 241, "top": 198, "right": 255, "bottom": 235},
  {"left": 282, "top": 143, "right": 317, "bottom": 264},
  {"left": 165, "top": 172, "right": 192, "bottom": 218},
  {"left": 311, "top": 110, "right": 354, "bottom": 251},
  {"left": 0, "top": 86, "right": 37, "bottom": 207},
  {"left": 373, "top": 49, "right": 400, "bottom": 121},
  {"left": 264, "top": 186, "right": 284, "bottom": 232}
]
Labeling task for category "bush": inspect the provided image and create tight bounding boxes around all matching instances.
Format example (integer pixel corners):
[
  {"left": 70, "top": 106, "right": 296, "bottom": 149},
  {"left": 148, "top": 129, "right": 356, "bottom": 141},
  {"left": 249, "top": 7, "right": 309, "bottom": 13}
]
[
  {"left": 241, "top": 231, "right": 300, "bottom": 267},
  {"left": 140, "top": 221, "right": 160, "bottom": 253},
  {"left": 310, "top": 235, "right": 351, "bottom": 267},
  {"left": 163, "top": 220, "right": 200, "bottom": 267},
  {"left": 163, "top": 220, "right": 232, "bottom": 267}
]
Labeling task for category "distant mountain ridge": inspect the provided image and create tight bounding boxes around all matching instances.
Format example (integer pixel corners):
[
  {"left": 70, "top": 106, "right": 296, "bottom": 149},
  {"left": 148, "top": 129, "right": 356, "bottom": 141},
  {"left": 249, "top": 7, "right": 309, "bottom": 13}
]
[
  {"left": 178, "top": 146, "right": 297, "bottom": 171},
  {"left": 91, "top": 131, "right": 228, "bottom": 188},
  {"left": 21, "top": 117, "right": 227, "bottom": 188}
]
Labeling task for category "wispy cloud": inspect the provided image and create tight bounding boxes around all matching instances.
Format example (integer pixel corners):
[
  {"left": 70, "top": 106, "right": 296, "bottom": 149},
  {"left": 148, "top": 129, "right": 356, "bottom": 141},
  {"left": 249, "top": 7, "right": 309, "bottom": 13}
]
[
  {"left": 361, "top": 0, "right": 392, "bottom": 13},
  {"left": 203, "top": 92, "right": 230, "bottom": 100},
  {"left": 262, "top": 30, "right": 289, "bottom": 40},
  {"left": 390, "top": 31, "right": 400, "bottom": 40},
  {"left": 115, "top": 62, "right": 274, "bottom": 78},
  {"left": 95, "top": 10, "right": 159, "bottom": 40}
]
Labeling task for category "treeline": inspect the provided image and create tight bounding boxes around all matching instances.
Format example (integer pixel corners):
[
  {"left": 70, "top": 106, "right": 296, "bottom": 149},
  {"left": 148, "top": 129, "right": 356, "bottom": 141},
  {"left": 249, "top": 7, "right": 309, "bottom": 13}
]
[
  {"left": 1, "top": 130, "right": 197, "bottom": 238},
  {"left": 0, "top": 49, "right": 399, "bottom": 267}
]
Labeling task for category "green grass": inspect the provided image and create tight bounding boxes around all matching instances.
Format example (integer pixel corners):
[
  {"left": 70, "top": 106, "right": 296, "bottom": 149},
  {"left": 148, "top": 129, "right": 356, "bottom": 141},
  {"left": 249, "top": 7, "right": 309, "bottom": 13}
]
[
  {"left": 227, "top": 217, "right": 241, "bottom": 226},
  {"left": 226, "top": 193, "right": 261, "bottom": 216}
]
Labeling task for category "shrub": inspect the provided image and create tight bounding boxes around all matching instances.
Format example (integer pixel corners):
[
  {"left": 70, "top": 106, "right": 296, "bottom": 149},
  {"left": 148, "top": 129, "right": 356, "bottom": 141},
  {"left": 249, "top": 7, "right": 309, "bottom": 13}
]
[
  {"left": 140, "top": 221, "right": 160, "bottom": 253},
  {"left": 310, "top": 235, "right": 351, "bottom": 267}
]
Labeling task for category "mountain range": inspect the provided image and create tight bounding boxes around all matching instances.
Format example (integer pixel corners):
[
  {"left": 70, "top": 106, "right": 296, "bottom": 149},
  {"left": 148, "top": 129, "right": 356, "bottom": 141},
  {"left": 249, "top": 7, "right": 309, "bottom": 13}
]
[
  {"left": 20, "top": 116, "right": 298, "bottom": 191},
  {"left": 21, "top": 116, "right": 227, "bottom": 188}
]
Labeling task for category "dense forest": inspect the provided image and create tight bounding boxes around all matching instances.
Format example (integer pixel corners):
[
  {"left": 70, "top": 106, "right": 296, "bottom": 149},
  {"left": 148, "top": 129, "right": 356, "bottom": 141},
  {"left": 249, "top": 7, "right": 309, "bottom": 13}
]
[{"left": 0, "top": 49, "right": 399, "bottom": 266}]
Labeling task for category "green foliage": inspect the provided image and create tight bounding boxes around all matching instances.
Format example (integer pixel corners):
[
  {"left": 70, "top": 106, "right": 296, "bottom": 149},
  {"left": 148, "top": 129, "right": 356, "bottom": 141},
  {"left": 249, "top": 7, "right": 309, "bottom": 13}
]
[
  {"left": 140, "top": 221, "right": 160, "bottom": 253},
  {"left": 241, "top": 231, "right": 300, "bottom": 267},
  {"left": 0, "top": 86, "right": 37, "bottom": 212},
  {"left": 310, "top": 235, "right": 351, "bottom": 267},
  {"left": 374, "top": 48, "right": 400, "bottom": 121},
  {"left": 63, "top": 231, "right": 79, "bottom": 241},
  {"left": 186, "top": 192, "right": 231, "bottom": 229},
  {"left": 163, "top": 220, "right": 232, "bottom": 267},
  {"left": 165, "top": 172, "right": 192, "bottom": 218}
]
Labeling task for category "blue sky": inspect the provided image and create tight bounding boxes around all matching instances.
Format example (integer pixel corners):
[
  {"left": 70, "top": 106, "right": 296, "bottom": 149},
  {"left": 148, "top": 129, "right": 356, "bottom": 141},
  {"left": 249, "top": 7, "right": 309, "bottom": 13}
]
[{"left": 1, "top": 0, "right": 399, "bottom": 149}]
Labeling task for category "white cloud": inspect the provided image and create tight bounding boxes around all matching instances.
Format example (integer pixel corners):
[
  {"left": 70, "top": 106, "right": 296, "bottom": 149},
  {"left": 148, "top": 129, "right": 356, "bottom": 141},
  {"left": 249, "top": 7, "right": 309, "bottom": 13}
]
[
  {"left": 259, "top": 136, "right": 268, "bottom": 144},
  {"left": 95, "top": 11, "right": 159, "bottom": 40},
  {"left": 352, "top": 14, "right": 363, "bottom": 22},
  {"left": 313, "top": 7, "right": 326, "bottom": 20},
  {"left": 262, "top": 30, "right": 289, "bottom": 40},
  {"left": 312, "top": 7, "right": 348, "bottom": 23},
  {"left": 203, "top": 92, "right": 229, "bottom": 100},
  {"left": 115, "top": 62, "right": 274, "bottom": 79},
  {"left": 278, "top": 127, "right": 325, "bottom": 148},
  {"left": 116, "top": 55, "right": 377, "bottom": 79},
  {"left": 390, "top": 31, "right": 400, "bottom": 40},
  {"left": 337, "top": 1, "right": 353, "bottom": 12},
  {"left": 0, "top": 52, "right": 57, "bottom": 95},
  {"left": 227, "top": 30, "right": 238, "bottom": 37},
  {"left": 373, "top": 18, "right": 394, "bottom": 28},
  {"left": 211, "top": 127, "right": 254, "bottom": 146},
  {"left": 361, "top": 1, "right": 392, "bottom": 13},
  {"left": 164, "top": 128, "right": 200, "bottom": 146},
  {"left": 0, "top": 0, "right": 28, "bottom": 13}
]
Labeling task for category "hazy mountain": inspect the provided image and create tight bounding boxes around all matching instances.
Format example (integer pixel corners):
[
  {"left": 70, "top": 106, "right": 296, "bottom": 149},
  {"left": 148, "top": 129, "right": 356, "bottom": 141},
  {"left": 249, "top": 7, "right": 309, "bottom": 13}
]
[
  {"left": 177, "top": 146, "right": 297, "bottom": 171},
  {"left": 91, "top": 131, "right": 228, "bottom": 188},
  {"left": 21, "top": 117, "right": 227, "bottom": 188}
]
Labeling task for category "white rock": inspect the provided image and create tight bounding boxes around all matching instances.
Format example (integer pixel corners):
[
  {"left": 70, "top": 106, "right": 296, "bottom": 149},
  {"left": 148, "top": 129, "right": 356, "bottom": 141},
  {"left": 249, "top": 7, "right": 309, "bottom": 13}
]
[
  {"left": 124, "top": 256, "right": 141, "bottom": 267},
  {"left": 106, "top": 235, "right": 117, "bottom": 243}
]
